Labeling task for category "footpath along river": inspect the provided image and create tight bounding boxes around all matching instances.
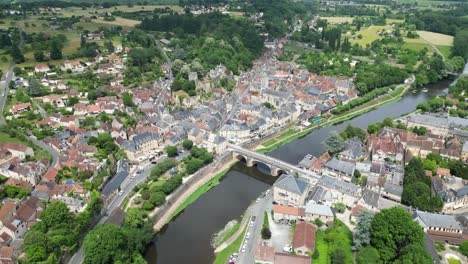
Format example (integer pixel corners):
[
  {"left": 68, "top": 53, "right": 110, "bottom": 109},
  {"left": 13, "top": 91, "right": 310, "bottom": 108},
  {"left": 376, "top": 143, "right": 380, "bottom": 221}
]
[{"left": 145, "top": 79, "right": 451, "bottom": 264}]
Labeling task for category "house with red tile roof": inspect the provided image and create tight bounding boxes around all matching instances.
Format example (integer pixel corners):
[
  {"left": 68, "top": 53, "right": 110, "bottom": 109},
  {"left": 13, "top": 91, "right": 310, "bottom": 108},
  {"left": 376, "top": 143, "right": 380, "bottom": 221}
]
[
  {"left": 274, "top": 253, "right": 311, "bottom": 264},
  {"left": 293, "top": 222, "right": 317, "bottom": 256},
  {"left": 34, "top": 63, "right": 50, "bottom": 73},
  {"left": 0, "top": 142, "right": 34, "bottom": 160},
  {"left": 273, "top": 205, "right": 305, "bottom": 221},
  {"left": 9, "top": 103, "right": 31, "bottom": 116}
]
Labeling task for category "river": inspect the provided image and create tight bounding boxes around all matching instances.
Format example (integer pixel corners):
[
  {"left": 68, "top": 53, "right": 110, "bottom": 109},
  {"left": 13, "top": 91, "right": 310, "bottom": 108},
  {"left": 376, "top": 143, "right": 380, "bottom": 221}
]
[{"left": 145, "top": 79, "right": 451, "bottom": 264}]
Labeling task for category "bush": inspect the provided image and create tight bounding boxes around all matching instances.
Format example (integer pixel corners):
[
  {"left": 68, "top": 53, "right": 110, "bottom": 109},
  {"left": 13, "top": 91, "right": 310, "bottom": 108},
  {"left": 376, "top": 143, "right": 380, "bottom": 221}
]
[
  {"left": 261, "top": 227, "right": 271, "bottom": 239},
  {"left": 133, "top": 197, "right": 142, "bottom": 205}
]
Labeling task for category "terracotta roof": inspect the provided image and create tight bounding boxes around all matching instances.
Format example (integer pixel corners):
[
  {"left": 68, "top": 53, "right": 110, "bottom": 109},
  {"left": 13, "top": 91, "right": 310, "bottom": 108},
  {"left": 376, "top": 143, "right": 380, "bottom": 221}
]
[
  {"left": 43, "top": 167, "right": 58, "bottom": 182},
  {"left": 294, "top": 222, "right": 317, "bottom": 251},
  {"left": 436, "top": 168, "right": 450, "bottom": 177},
  {"left": 0, "top": 246, "right": 13, "bottom": 259},
  {"left": 273, "top": 205, "right": 305, "bottom": 217},
  {"left": 0, "top": 201, "right": 16, "bottom": 223},
  {"left": 255, "top": 244, "right": 275, "bottom": 262},
  {"left": 274, "top": 253, "right": 311, "bottom": 264}
]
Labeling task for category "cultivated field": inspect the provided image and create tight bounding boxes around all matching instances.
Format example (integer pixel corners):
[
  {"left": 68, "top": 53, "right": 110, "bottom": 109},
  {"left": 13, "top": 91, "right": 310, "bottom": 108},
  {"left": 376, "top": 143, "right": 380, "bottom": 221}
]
[
  {"left": 416, "top": 30, "right": 454, "bottom": 46},
  {"left": 60, "top": 5, "right": 183, "bottom": 17},
  {"left": 91, "top": 17, "right": 140, "bottom": 27},
  {"left": 321, "top": 16, "right": 354, "bottom": 24}
]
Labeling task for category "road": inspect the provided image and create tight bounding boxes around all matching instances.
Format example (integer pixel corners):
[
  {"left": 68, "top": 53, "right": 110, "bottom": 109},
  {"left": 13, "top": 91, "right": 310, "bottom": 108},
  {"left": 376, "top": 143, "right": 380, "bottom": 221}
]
[
  {"left": 68, "top": 153, "right": 179, "bottom": 264},
  {"left": 0, "top": 63, "right": 15, "bottom": 126},
  {"left": 31, "top": 99, "right": 47, "bottom": 119},
  {"left": 236, "top": 192, "right": 272, "bottom": 264},
  {"left": 26, "top": 136, "right": 59, "bottom": 168}
]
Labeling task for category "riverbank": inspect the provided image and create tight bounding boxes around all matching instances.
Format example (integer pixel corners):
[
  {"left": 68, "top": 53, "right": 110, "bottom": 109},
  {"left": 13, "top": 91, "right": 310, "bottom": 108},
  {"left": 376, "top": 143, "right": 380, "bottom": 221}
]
[
  {"left": 165, "top": 161, "right": 238, "bottom": 224},
  {"left": 256, "top": 83, "right": 411, "bottom": 153},
  {"left": 153, "top": 157, "right": 238, "bottom": 230}
]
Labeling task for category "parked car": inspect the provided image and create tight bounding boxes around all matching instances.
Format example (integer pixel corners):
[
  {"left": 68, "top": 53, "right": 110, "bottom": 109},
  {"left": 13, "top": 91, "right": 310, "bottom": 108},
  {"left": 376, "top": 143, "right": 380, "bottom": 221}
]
[{"left": 283, "top": 244, "right": 292, "bottom": 252}]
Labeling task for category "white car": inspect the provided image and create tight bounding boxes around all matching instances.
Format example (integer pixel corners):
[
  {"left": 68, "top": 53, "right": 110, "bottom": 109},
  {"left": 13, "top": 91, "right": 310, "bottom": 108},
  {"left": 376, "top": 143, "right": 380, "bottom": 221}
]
[
  {"left": 118, "top": 191, "right": 124, "bottom": 196},
  {"left": 265, "top": 189, "right": 271, "bottom": 195},
  {"left": 283, "top": 244, "right": 292, "bottom": 252},
  {"left": 245, "top": 232, "right": 250, "bottom": 239}
]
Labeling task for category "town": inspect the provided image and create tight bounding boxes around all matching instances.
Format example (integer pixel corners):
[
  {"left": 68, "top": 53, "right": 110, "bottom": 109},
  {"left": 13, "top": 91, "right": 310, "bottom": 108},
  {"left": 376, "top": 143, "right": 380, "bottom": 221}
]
[{"left": 0, "top": 0, "right": 466, "bottom": 264}]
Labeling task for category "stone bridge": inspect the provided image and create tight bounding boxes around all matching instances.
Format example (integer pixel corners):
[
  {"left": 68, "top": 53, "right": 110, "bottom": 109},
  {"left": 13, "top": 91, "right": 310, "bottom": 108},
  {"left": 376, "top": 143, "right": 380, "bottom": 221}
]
[{"left": 227, "top": 144, "right": 320, "bottom": 183}]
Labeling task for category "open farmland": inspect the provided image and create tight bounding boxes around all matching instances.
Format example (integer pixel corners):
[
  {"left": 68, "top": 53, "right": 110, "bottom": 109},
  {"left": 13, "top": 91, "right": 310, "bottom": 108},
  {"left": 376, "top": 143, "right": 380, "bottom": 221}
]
[
  {"left": 416, "top": 30, "right": 454, "bottom": 46},
  {"left": 321, "top": 16, "right": 354, "bottom": 24}
]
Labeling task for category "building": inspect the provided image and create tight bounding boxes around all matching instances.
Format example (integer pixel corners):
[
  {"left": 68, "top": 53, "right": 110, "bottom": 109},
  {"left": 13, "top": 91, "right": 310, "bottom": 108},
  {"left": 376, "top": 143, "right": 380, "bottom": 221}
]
[
  {"left": 413, "top": 210, "right": 468, "bottom": 245},
  {"left": 272, "top": 205, "right": 304, "bottom": 221},
  {"left": 407, "top": 114, "right": 449, "bottom": 136},
  {"left": 201, "top": 132, "right": 227, "bottom": 154},
  {"left": 9, "top": 103, "right": 31, "bottom": 116},
  {"left": 274, "top": 253, "right": 311, "bottom": 264},
  {"left": 0, "top": 142, "right": 34, "bottom": 160},
  {"left": 254, "top": 244, "right": 275, "bottom": 264},
  {"left": 317, "top": 176, "right": 361, "bottom": 207},
  {"left": 462, "top": 141, "right": 468, "bottom": 162},
  {"left": 34, "top": 63, "right": 50, "bottom": 73},
  {"left": 273, "top": 174, "right": 310, "bottom": 207},
  {"left": 121, "top": 132, "right": 160, "bottom": 162},
  {"left": 323, "top": 157, "right": 355, "bottom": 182},
  {"left": 293, "top": 222, "right": 317, "bottom": 256},
  {"left": 304, "top": 201, "right": 334, "bottom": 222}
]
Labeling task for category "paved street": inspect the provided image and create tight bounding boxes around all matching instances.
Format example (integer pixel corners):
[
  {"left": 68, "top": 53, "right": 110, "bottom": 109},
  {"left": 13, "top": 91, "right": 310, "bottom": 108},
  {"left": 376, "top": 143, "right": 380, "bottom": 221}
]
[
  {"left": 68, "top": 157, "right": 162, "bottom": 264},
  {"left": 0, "top": 63, "right": 15, "bottom": 126},
  {"left": 26, "top": 136, "right": 59, "bottom": 168},
  {"left": 236, "top": 191, "right": 272, "bottom": 264}
]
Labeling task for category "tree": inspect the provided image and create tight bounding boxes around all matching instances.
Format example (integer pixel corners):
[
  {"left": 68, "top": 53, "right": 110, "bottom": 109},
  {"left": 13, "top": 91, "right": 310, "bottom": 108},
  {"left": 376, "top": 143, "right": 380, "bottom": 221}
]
[
  {"left": 34, "top": 50, "right": 46, "bottom": 62},
  {"left": 370, "top": 207, "right": 428, "bottom": 262},
  {"left": 353, "top": 210, "right": 375, "bottom": 250},
  {"left": 261, "top": 227, "right": 271, "bottom": 239},
  {"left": 182, "top": 139, "right": 193, "bottom": 150},
  {"left": 50, "top": 39, "right": 62, "bottom": 60},
  {"left": 166, "top": 145, "right": 178, "bottom": 157},
  {"left": 459, "top": 240, "right": 468, "bottom": 256},
  {"left": 104, "top": 41, "right": 114, "bottom": 52},
  {"left": 83, "top": 224, "right": 128, "bottom": 264},
  {"left": 323, "top": 131, "right": 345, "bottom": 154},
  {"left": 40, "top": 201, "right": 74, "bottom": 230},
  {"left": 10, "top": 44, "right": 24, "bottom": 63},
  {"left": 357, "top": 246, "right": 381, "bottom": 264}
]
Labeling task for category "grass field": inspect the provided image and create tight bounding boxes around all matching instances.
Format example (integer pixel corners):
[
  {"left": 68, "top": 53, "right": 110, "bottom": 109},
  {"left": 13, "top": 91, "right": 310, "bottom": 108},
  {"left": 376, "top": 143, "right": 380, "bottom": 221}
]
[
  {"left": 403, "top": 37, "right": 434, "bottom": 52},
  {"left": 91, "top": 17, "right": 140, "bottom": 27},
  {"left": 321, "top": 16, "right": 354, "bottom": 24},
  {"left": 213, "top": 223, "right": 248, "bottom": 264},
  {"left": 0, "top": 132, "right": 25, "bottom": 144},
  {"left": 60, "top": 5, "right": 183, "bottom": 17},
  {"left": 416, "top": 30, "right": 454, "bottom": 46},
  {"left": 437, "top": 45, "right": 452, "bottom": 59},
  {"left": 386, "top": 19, "right": 404, "bottom": 24},
  {"left": 350, "top": 25, "right": 392, "bottom": 46}
]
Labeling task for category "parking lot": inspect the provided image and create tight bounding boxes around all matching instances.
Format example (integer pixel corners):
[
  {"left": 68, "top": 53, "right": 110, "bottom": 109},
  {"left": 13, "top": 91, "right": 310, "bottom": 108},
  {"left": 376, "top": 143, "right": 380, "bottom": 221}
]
[{"left": 268, "top": 212, "right": 293, "bottom": 252}]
